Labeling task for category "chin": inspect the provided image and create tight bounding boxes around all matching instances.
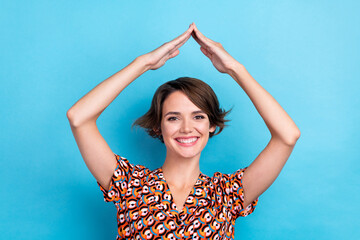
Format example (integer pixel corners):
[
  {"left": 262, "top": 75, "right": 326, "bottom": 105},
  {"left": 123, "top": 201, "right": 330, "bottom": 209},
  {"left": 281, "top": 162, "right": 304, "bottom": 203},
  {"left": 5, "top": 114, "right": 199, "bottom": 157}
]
[
  {"left": 173, "top": 146, "right": 204, "bottom": 160},
  {"left": 164, "top": 137, "right": 209, "bottom": 160}
]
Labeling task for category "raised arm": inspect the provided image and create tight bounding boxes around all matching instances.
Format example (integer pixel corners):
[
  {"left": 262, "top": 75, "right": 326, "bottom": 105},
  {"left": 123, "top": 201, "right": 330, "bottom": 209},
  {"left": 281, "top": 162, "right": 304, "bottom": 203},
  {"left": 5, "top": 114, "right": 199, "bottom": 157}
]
[
  {"left": 67, "top": 24, "right": 194, "bottom": 190},
  {"left": 192, "top": 23, "right": 301, "bottom": 207}
]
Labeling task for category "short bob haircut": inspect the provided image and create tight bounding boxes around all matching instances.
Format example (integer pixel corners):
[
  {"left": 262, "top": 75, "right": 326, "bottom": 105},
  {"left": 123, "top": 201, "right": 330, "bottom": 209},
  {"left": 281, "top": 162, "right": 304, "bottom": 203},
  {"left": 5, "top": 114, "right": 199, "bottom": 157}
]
[{"left": 132, "top": 77, "right": 231, "bottom": 142}]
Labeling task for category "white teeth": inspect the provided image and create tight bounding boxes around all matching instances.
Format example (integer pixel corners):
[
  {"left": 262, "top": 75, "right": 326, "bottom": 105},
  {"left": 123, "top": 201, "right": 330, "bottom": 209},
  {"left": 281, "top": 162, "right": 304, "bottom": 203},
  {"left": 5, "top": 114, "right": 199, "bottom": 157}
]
[{"left": 176, "top": 137, "right": 198, "bottom": 143}]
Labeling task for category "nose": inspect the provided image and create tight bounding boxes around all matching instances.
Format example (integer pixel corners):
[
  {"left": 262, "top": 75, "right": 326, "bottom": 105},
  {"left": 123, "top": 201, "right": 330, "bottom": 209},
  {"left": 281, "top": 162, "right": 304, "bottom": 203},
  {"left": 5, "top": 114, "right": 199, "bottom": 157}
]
[{"left": 180, "top": 118, "right": 193, "bottom": 133}]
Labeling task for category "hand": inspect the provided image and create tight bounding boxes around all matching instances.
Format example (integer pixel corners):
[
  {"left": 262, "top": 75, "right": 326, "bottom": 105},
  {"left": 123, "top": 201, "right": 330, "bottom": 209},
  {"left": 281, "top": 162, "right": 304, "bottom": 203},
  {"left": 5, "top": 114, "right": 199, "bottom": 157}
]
[
  {"left": 192, "top": 23, "right": 239, "bottom": 74},
  {"left": 142, "top": 24, "right": 194, "bottom": 70}
]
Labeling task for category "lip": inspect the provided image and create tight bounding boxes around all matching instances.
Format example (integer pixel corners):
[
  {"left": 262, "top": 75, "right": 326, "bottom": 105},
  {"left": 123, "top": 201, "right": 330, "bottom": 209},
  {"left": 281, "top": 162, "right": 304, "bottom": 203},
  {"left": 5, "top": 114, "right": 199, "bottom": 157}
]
[
  {"left": 174, "top": 136, "right": 199, "bottom": 147},
  {"left": 175, "top": 136, "right": 200, "bottom": 139}
]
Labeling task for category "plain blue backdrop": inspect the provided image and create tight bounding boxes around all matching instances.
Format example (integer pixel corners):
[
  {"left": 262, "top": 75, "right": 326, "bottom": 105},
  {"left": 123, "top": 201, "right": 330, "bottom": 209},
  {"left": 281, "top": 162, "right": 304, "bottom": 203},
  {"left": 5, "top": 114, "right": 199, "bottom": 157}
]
[{"left": 1, "top": 0, "right": 359, "bottom": 239}]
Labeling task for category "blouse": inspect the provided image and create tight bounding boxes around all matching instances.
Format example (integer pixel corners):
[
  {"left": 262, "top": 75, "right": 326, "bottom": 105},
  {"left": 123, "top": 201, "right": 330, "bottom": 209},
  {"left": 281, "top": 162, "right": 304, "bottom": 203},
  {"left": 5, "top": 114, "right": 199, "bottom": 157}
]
[{"left": 98, "top": 153, "right": 258, "bottom": 240}]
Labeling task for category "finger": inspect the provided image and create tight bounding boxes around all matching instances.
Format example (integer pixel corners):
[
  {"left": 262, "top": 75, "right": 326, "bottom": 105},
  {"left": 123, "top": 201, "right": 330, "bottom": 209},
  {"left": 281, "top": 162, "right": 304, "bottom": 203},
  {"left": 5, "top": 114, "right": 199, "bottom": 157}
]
[
  {"left": 191, "top": 30, "right": 203, "bottom": 47},
  {"left": 174, "top": 31, "right": 192, "bottom": 49},
  {"left": 191, "top": 26, "right": 207, "bottom": 48},
  {"left": 167, "top": 28, "right": 193, "bottom": 55},
  {"left": 200, "top": 47, "right": 211, "bottom": 58},
  {"left": 168, "top": 24, "right": 194, "bottom": 48},
  {"left": 168, "top": 49, "right": 180, "bottom": 59},
  {"left": 176, "top": 26, "right": 193, "bottom": 46},
  {"left": 192, "top": 24, "right": 211, "bottom": 46},
  {"left": 171, "top": 31, "right": 191, "bottom": 51},
  {"left": 194, "top": 23, "right": 216, "bottom": 43},
  {"left": 151, "top": 27, "right": 191, "bottom": 62},
  {"left": 192, "top": 31, "right": 211, "bottom": 52}
]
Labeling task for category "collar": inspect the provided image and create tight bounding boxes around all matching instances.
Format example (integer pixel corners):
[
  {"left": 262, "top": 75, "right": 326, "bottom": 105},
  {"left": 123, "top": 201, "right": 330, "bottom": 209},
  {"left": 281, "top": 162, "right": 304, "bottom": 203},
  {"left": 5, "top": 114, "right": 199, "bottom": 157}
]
[{"left": 148, "top": 168, "right": 213, "bottom": 215}]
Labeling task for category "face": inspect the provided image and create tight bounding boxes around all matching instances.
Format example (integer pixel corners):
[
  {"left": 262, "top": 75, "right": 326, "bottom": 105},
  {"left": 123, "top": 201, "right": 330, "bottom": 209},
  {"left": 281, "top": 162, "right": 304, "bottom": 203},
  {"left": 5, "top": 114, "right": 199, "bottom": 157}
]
[{"left": 159, "top": 91, "right": 216, "bottom": 160}]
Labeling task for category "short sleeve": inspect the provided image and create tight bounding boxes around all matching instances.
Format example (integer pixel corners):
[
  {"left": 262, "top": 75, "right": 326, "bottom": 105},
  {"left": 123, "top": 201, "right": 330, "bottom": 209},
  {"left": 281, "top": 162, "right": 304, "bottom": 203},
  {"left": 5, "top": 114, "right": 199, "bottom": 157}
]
[
  {"left": 97, "top": 153, "right": 133, "bottom": 203},
  {"left": 228, "top": 167, "right": 259, "bottom": 218}
]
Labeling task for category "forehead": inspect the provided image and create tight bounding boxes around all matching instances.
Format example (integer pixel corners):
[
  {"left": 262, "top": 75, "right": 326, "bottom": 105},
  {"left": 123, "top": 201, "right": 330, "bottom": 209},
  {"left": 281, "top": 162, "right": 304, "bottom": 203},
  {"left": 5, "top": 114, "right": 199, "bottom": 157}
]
[{"left": 162, "top": 91, "right": 201, "bottom": 114}]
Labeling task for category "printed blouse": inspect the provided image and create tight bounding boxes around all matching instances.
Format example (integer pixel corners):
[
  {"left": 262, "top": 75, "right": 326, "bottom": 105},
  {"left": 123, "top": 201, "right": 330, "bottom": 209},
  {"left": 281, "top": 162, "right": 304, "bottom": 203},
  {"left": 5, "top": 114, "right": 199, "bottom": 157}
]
[{"left": 98, "top": 153, "right": 258, "bottom": 240}]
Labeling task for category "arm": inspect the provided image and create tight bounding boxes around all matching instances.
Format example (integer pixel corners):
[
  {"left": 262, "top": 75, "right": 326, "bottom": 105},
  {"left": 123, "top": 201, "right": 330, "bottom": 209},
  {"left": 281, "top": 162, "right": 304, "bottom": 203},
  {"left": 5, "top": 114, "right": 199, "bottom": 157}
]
[
  {"left": 67, "top": 24, "right": 194, "bottom": 190},
  {"left": 228, "top": 63, "right": 300, "bottom": 208},
  {"left": 192, "top": 23, "right": 300, "bottom": 207}
]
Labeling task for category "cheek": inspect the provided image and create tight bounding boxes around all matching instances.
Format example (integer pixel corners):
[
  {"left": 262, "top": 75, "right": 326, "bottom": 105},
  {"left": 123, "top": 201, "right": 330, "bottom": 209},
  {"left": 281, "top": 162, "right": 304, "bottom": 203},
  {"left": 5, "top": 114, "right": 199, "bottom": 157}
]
[
  {"left": 160, "top": 120, "right": 212, "bottom": 137},
  {"left": 199, "top": 123, "right": 212, "bottom": 133},
  {"left": 161, "top": 122, "right": 178, "bottom": 137}
]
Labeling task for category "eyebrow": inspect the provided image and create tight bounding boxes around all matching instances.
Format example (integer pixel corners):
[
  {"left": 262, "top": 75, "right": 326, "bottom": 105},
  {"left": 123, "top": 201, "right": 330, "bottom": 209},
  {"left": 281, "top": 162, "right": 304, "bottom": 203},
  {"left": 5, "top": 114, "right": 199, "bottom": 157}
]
[{"left": 164, "top": 110, "right": 205, "bottom": 117}]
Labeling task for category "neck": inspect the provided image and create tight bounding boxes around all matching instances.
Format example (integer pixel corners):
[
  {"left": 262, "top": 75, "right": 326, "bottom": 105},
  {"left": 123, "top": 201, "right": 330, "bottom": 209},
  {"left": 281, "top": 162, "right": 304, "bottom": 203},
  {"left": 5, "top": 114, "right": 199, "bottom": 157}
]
[{"left": 161, "top": 153, "right": 201, "bottom": 188}]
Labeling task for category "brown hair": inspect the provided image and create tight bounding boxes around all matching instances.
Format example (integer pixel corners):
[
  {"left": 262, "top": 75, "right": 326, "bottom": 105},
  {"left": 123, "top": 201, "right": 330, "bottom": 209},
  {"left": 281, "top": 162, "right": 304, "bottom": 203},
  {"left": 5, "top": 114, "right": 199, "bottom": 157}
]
[{"left": 132, "top": 77, "right": 231, "bottom": 142}]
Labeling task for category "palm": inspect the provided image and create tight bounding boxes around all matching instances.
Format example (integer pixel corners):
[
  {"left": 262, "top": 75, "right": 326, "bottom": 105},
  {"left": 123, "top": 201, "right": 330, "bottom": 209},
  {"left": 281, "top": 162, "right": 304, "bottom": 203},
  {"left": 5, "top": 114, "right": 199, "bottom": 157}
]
[
  {"left": 144, "top": 25, "right": 194, "bottom": 70},
  {"left": 142, "top": 23, "right": 237, "bottom": 73},
  {"left": 192, "top": 24, "right": 237, "bottom": 74},
  {"left": 147, "top": 44, "right": 179, "bottom": 70},
  {"left": 207, "top": 49, "right": 232, "bottom": 73}
]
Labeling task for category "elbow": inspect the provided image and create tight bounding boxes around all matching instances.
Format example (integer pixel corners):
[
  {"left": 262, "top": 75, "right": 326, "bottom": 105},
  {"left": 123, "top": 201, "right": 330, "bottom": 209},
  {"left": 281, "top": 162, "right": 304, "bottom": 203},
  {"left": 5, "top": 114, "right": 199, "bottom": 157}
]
[
  {"left": 273, "top": 128, "right": 301, "bottom": 146},
  {"left": 66, "top": 109, "right": 74, "bottom": 121},
  {"left": 294, "top": 128, "right": 301, "bottom": 141},
  {"left": 285, "top": 129, "right": 301, "bottom": 146},
  {"left": 66, "top": 109, "right": 80, "bottom": 127},
  {"left": 66, "top": 109, "right": 97, "bottom": 128}
]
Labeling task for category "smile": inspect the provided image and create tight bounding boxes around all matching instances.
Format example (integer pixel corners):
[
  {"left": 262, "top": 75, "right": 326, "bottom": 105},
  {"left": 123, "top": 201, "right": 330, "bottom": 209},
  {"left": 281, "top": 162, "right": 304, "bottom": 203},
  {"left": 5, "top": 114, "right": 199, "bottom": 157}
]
[{"left": 175, "top": 137, "right": 199, "bottom": 146}]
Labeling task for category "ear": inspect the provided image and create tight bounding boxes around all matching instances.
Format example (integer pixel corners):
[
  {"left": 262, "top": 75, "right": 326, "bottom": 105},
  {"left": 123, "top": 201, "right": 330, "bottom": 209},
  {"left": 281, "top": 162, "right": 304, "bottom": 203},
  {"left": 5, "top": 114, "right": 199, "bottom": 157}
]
[{"left": 209, "top": 125, "right": 216, "bottom": 134}]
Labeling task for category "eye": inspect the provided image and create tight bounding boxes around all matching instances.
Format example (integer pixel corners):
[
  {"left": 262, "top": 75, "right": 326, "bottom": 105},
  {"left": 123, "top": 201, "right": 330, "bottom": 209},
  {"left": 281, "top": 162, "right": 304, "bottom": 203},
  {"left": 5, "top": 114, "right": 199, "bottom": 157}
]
[
  {"left": 194, "top": 115, "right": 205, "bottom": 120},
  {"left": 167, "top": 116, "right": 178, "bottom": 121}
]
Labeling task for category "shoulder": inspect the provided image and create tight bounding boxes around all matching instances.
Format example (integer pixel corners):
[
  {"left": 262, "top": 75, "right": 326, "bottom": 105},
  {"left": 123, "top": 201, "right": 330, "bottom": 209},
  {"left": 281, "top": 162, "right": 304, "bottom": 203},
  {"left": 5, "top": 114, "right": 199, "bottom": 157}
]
[
  {"left": 206, "top": 168, "right": 246, "bottom": 184},
  {"left": 113, "top": 154, "right": 151, "bottom": 178},
  {"left": 202, "top": 169, "right": 247, "bottom": 199}
]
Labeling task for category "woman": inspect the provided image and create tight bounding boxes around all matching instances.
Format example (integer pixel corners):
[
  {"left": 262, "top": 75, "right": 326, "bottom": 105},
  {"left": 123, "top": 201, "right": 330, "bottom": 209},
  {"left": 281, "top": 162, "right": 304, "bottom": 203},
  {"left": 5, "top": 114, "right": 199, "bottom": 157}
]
[{"left": 67, "top": 23, "right": 300, "bottom": 239}]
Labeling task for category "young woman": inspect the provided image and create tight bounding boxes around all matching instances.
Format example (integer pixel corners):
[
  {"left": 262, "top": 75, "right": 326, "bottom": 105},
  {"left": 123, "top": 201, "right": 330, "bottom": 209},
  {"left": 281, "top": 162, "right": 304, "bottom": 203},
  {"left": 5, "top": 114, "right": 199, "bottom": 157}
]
[{"left": 67, "top": 23, "right": 300, "bottom": 240}]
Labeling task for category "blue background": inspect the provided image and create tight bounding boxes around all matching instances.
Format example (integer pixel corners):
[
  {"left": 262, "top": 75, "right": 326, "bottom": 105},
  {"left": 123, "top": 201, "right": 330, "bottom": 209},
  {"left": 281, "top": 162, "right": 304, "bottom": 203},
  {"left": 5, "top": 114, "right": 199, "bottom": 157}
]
[{"left": 1, "top": 0, "right": 359, "bottom": 239}]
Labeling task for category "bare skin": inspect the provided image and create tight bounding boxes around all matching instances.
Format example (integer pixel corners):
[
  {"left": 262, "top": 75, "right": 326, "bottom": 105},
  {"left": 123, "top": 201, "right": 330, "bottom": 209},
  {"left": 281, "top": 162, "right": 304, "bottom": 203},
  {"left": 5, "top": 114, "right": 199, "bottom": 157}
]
[
  {"left": 160, "top": 91, "right": 216, "bottom": 211},
  {"left": 67, "top": 24, "right": 195, "bottom": 192},
  {"left": 67, "top": 23, "right": 300, "bottom": 212},
  {"left": 191, "top": 23, "right": 300, "bottom": 207}
]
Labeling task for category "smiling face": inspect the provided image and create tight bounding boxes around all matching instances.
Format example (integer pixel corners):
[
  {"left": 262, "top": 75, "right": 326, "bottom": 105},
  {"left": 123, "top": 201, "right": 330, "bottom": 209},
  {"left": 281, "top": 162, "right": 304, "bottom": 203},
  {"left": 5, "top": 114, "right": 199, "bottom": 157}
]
[{"left": 160, "top": 91, "right": 216, "bottom": 161}]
